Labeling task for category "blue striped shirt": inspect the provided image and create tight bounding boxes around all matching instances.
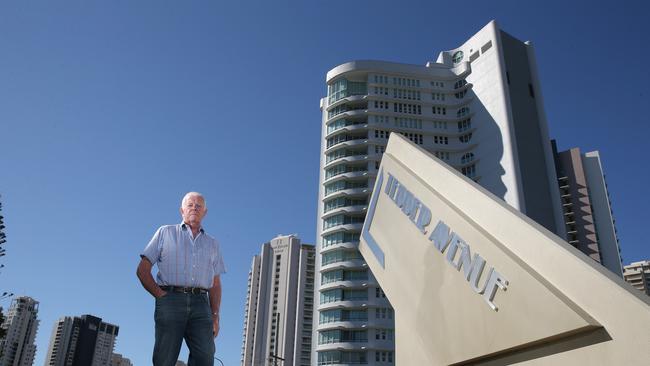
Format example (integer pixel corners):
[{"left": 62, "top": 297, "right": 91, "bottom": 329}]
[{"left": 141, "top": 223, "right": 226, "bottom": 289}]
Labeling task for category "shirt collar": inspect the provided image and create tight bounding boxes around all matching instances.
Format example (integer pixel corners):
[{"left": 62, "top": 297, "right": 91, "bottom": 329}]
[{"left": 181, "top": 222, "right": 205, "bottom": 234}]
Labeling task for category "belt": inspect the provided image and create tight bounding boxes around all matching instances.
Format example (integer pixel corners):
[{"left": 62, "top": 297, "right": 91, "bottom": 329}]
[{"left": 160, "top": 286, "right": 208, "bottom": 294}]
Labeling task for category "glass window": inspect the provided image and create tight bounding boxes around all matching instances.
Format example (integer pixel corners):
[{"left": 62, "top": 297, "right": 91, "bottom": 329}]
[
  {"left": 461, "top": 152, "right": 475, "bottom": 164},
  {"left": 328, "top": 79, "right": 368, "bottom": 104},
  {"left": 459, "top": 133, "right": 472, "bottom": 143},
  {"left": 452, "top": 50, "right": 464, "bottom": 64}
]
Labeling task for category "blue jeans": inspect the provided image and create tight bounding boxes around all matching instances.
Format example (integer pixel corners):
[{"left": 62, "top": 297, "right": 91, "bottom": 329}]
[{"left": 153, "top": 292, "right": 214, "bottom": 366}]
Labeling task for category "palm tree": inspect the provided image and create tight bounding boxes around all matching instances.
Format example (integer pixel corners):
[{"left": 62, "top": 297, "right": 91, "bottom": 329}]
[
  {"left": 0, "top": 196, "right": 5, "bottom": 252},
  {"left": 0, "top": 195, "right": 6, "bottom": 340}
]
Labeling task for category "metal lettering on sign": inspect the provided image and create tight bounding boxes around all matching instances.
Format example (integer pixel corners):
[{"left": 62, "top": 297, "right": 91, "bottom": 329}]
[{"left": 363, "top": 170, "right": 509, "bottom": 311}]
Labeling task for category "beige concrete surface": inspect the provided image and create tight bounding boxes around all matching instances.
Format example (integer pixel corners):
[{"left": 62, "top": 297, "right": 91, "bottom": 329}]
[{"left": 359, "top": 134, "right": 650, "bottom": 365}]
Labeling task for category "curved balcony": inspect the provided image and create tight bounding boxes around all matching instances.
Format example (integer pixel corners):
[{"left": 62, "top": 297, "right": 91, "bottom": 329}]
[
  {"left": 444, "top": 93, "right": 474, "bottom": 108},
  {"left": 321, "top": 223, "right": 364, "bottom": 237},
  {"left": 320, "top": 259, "right": 367, "bottom": 273},
  {"left": 317, "top": 298, "right": 371, "bottom": 312},
  {"left": 314, "top": 361, "right": 369, "bottom": 366},
  {"left": 452, "top": 125, "right": 477, "bottom": 136},
  {"left": 320, "top": 280, "right": 372, "bottom": 292},
  {"left": 324, "top": 139, "right": 369, "bottom": 155},
  {"left": 326, "top": 112, "right": 367, "bottom": 128},
  {"left": 324, "top": 155, "right": 369, "bottom": 170},
  {"left": 452, "top": 156, "right": 480, "bottom": 169},
  {"left": 326, "top": 95, "right": 367, "bottom": 112},
  {"left": 326, "top": 124, "right": 369, "bottom": 139},
  {"left": 323, "top": 171, "right": 373, "bottom": 186},
  {"left": 315, "top": 341, "right": 370, "bottom": 352},
  {"left": 321, "top": 205, "right": 367, "bottom": 219},
  {"left": 326, "top": 109, "right": 368, "bottom": 123},
  {"left": 323, "top": 188, "right": 370, "bottom": 200},
  {"left": 320, "top": 241, "right": 360, "bottom": 253},
  {"left": 454, "top": 81, "right": 473, "bottom": 92},
  {"left": 317, "top": 320, "right": 369, "bottom": 331}
]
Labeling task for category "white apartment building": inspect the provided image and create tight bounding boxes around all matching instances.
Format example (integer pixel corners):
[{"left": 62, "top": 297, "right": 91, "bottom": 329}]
[
  {"left": 241, "top": 235, "right": 315, "bottom": 366},
  {"left": 623, "top": 261, "right": 650, "bottom": 296},
  {"left": 0, "top": 296, "right": 39, "bottom": 366},
  {"left": 314, "top": 20, "right": 564, "bottom": 365}
]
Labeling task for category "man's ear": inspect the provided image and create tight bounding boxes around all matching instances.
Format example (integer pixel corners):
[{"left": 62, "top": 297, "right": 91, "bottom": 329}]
[
  {"left": 179, "top": 207, "right": 183, "bottom": 216},
  {"left": 204, "top": 208, "right": 208, "bottom": 217}
]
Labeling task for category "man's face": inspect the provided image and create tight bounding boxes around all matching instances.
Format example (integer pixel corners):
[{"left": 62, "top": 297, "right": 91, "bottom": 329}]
[{"left": 180, "top": 195, "right": 207, "bottom": 226}]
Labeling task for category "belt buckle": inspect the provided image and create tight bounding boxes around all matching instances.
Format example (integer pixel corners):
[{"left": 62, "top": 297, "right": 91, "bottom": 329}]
[{"left": 192, "top": 288, "right": 200, "bottom": 295}]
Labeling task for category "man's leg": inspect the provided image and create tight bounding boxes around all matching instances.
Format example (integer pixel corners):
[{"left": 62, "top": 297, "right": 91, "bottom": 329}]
[
  {"left": 184, "top": 294, "right": 215, "bottom": 366},
  {"left": 153, "top": 293, "right": 187, "bottom": 366}
]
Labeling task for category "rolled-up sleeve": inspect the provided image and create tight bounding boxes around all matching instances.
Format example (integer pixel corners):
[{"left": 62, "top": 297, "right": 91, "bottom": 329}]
[{"left": 141, "top": 227, "right": 164, "bottom": 265}]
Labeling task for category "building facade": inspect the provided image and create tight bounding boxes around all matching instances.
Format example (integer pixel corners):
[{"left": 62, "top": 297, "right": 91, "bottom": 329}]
[
  {"left": 44, "top": 314, "right": 119, "bottom": 366},
  {"left": 551, "top": 143, "right": 623, "bottom": 275},
  {"left": 241, "top": 235, "right": 315, "bottom": 366},
  {"left": 0, "top": 296, "right": 39, "bottom": 366},
  {"left": 110, "top": 353, "right": 132, "bottom": 366},
  {"left": 314, "top": 20, "right": 565, "bottom": 365},
  {"left": 623, "top": 261, "right": 650, "bottom": 296}
]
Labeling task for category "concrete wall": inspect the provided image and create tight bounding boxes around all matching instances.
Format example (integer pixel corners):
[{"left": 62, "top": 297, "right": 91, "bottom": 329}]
[{"left": 359, "top": 134, "right": 650, "bottom": 365}]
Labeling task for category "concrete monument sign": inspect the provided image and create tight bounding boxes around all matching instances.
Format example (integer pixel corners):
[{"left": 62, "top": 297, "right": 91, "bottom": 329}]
[{"left": 360, "top": 134, "right": 650, "bottom": 365}]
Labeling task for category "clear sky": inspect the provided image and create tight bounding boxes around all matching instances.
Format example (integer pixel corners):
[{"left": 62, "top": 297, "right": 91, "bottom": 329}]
[{"left": 1, "top": 1, "right": 648, "bottom": 365}]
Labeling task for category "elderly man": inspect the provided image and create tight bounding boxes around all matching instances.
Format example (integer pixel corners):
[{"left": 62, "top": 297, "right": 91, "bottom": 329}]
[{"left": 137, "top": 192, "right": 226, "bottom": 366}]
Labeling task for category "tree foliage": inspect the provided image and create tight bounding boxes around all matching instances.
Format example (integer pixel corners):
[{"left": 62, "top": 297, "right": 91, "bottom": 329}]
[
  {"left": 0, "top": 311, "right": 5, "bottom": 339},
  {"left": 0, "top": 196, "right": 5, "bottom": 249},
  {"left": 0, "top": 195, "right": 7, "bottom": 340}
]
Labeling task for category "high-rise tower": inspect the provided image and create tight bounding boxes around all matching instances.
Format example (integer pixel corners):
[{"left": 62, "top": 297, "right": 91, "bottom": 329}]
[
  {"left": 241, "top": 235, "right": 315, "bottom": 366},
  {"left": 551, "top": 143, "right": 623, "bottom": 276},
  {"left": 314, "top": 20, "right": 564, "bottom": 365},
  {"left": 44, "top": 314, "right": 119, "bottom": 366},
  {"left": 0, "top": 296, "right": 39, "bottom": 366}
]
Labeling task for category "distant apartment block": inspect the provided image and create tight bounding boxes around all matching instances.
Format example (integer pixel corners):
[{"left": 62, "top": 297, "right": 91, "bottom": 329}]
[
  {"left": 241, "top": 235, "right": 315, "bottom": 366},
  {"left": 0, "top": 296, "right": 39, "bottom": 366},
  {"left": 552, "top": 143, "right": 623, "bottom": 276},
  {"left": 110, "top": 353, "right": 132, "bottom": 366},
  {"left": 44, "top": 314, "right": 119, "bottom": 366},
  {"left": 623, "top": 261, "right": 650, "bottom": 296}
]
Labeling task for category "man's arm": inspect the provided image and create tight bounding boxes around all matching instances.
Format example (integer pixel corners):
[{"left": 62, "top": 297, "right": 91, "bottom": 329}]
[
  {"left": 208, "top": 275, "right": 222, "bottom": 338},
  {"left": 136, "top": 257, "right": 166, "bottom": 298}
]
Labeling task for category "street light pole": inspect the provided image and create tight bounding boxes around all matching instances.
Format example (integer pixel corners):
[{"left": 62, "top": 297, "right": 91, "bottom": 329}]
[
  {"left": 268, "top": 354, "right": 284, "bottom": 366},
  {"left": 268, "top": 312, "right": 285, "bottom": 366}
]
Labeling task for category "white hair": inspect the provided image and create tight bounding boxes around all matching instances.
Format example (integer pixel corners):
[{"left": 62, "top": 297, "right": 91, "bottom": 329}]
[{"left": 181, "top": 192, "right": 207, "bottom": 208}]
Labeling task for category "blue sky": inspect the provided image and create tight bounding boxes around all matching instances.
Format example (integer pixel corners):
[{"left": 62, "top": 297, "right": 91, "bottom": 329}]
[{"left": 1, "top": 1, "right": 648, "bottom": 365}]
